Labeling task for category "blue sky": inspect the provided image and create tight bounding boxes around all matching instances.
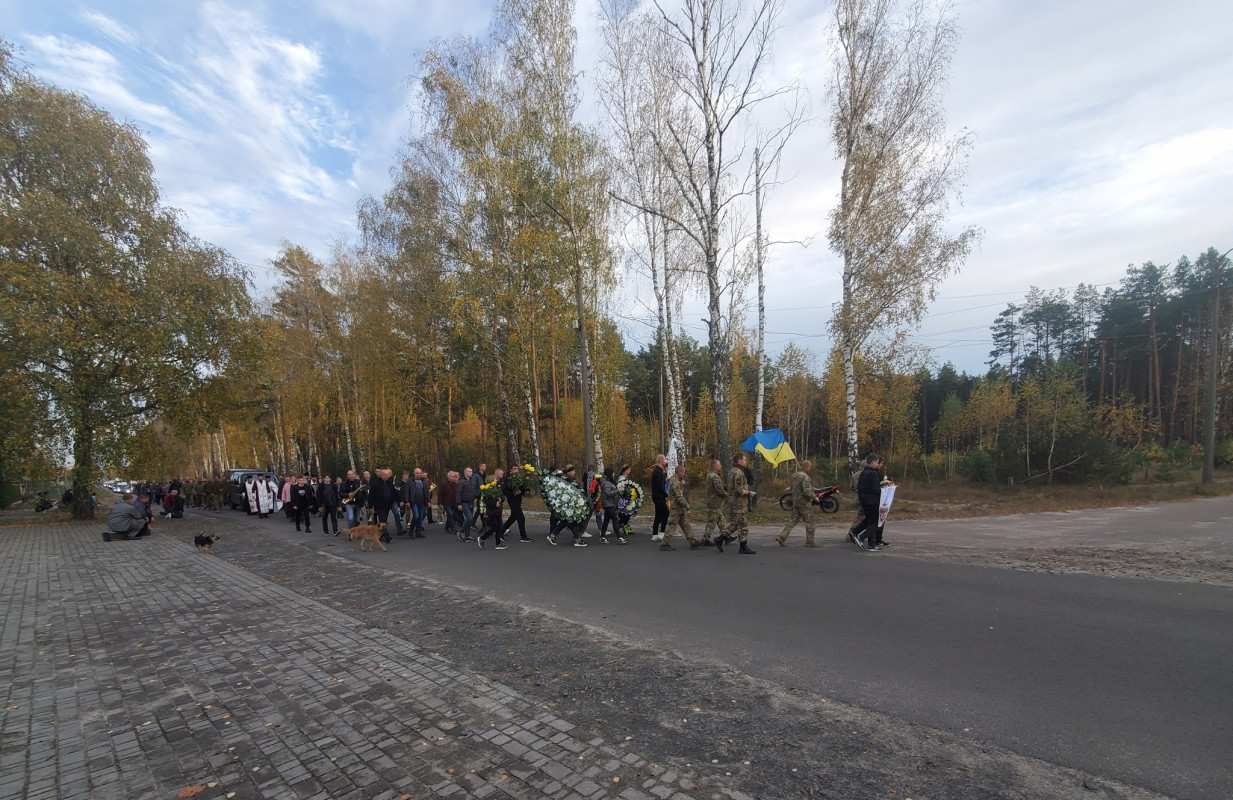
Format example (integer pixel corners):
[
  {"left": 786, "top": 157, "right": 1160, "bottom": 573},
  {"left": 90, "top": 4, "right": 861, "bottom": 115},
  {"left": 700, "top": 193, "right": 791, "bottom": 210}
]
[{"left": 3, "top": 0, "right": 1231, "bottom": 373}]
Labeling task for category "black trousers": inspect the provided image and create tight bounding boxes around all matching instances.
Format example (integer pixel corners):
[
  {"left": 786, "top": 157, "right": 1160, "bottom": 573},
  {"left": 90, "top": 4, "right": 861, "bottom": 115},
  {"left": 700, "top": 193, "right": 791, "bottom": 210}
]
[
  {"left": 320, "top": 506, "right": 338, "bottom": 534},
  {"left": 852, "top": 503, "right": 881, "bottom": 545},
  {"left": 372, "top": 505, "right": 393, "bottom": 541},
  {"left": 481, "top": 508, "right": 504, "bottom": 542},
  {"left": 600, "top": 507, "right": 620, "bottom": 536},
  {"left": 501, "top": 504, "right": 527, "bottom": 538},
  {"left": 652, "top": 499, "right": 669, "bottom": 535},
  {"left": 294, "top": 506, "right": 313, "bottom": 531}
]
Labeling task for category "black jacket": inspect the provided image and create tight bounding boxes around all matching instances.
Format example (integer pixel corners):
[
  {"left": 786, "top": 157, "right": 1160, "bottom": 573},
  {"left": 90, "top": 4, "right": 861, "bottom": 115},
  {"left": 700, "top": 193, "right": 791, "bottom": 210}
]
[
  {"left": 459, "top": 477, "right": 478, "bottom": 504},
  {"left": 290, "top": 483, "right": 316, "bottom": 510},
  {"left": 857, "top": 466, "right": 882, "bottom": 507},
  {"left": 503, "top": 478, "right": 523, "bottom": 509},
  {"left": 316, "top": 482, "right": 339, "bottom": 509},
  {"left": 369, "top": 475, "right": 397, "bottom": 511},
  {"left": 651, "top": 465, "right": 668, "bottom": 501}
]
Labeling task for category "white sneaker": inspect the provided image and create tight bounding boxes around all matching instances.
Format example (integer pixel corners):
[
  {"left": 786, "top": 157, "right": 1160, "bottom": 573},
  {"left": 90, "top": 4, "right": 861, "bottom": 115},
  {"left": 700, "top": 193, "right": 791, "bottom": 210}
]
[
  {"left": 651, "top": 533, "right": 664, "bottom": 541},
  {"left": 581, "top": 532, "right": 593, "bottom": 538},
  {"left": 573, "top": 540, "right": 587, "bottom": 547}
]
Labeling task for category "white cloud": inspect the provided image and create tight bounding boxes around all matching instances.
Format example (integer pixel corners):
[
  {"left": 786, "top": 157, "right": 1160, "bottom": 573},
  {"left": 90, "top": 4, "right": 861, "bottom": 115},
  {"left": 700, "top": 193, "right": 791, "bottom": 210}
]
[
  {"left": 26, "top": 34, "right": 183, "bottom": 133},
  {"left": 77, "top": 10, "right": 138, "bottom": 46}
]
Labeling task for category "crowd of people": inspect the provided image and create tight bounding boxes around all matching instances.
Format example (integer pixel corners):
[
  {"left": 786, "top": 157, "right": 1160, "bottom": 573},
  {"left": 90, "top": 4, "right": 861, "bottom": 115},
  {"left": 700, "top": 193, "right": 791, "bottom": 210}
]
[{"left": 123, "top": 452, "right": 893, "bottom": 552}]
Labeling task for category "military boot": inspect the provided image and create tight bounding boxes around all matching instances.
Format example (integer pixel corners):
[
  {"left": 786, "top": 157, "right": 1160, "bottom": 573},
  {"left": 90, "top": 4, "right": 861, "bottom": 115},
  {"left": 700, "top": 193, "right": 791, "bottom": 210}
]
[{"left": 739, "top": 542, "right": 756, "bottom": 555}]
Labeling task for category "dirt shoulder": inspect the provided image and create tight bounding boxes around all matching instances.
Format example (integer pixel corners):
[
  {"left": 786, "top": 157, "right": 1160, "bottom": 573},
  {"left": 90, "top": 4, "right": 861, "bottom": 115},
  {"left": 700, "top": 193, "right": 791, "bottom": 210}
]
[{"left": 739, "top": 492, "right": 1233, "bottom": 587}]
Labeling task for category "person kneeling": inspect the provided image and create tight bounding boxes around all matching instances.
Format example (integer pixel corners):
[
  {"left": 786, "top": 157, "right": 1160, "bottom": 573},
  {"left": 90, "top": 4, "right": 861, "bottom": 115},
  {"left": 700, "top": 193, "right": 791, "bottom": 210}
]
[{"left": 106, "top": 494, "right": 150, "bottom": 540}]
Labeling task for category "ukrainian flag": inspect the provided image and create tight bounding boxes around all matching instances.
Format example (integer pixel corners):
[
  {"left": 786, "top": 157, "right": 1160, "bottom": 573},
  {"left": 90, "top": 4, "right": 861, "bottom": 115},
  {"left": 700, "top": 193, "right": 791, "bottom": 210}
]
[{"left": 754, "top": 441, "right": 797, "bottom": 466}]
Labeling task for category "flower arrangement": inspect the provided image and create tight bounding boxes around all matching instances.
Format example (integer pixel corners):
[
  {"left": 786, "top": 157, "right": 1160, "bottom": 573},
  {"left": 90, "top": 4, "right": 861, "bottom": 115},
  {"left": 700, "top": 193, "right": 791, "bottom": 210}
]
[
  {"left": 617, "top": 477, "right": 644, "bottom": 516},
  {"left": 539, "top": 470, "right": 591, "bottom": 524},
  {"left": 479, "top": 480, "right": 503, "bottom": 515},
  {"left": 504, "top": 464, "right": 539, "bottom": 493}
]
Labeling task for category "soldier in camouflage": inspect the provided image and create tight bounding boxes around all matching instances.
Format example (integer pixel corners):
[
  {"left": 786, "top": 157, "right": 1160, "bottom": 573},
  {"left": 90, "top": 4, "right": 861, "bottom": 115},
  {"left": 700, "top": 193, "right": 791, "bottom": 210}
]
[
  {"left": 719, "top": 453, "right": 756, "bottom": 554},
  {"left": 776, "top": 459, "right": 820, "bottom": 547},
  {"left": 701, "top": 460, "right": 725, "bottom": 546},
  {"left": 208, "top": 476, "right": 224, "bottom": 511},
  {"left": 661, "top": 465, "right": 701, "bottom": 551}
]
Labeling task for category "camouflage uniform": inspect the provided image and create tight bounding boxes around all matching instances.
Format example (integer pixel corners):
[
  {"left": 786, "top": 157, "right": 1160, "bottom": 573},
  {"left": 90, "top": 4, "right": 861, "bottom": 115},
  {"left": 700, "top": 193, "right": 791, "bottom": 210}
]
[
  {"left": 725, "top": 466, "right": 750, "bottom": 543},
  {"left": 208, "top": 478, "right": 224, "bottom": 511},
  {"left": 663, "top": 474, "right": 697, "bottom": 548},
  {"left": 703, "top": 467, "right": 727, "bottom": 544},
  {"left": 777, "top": 468, "right": 817, "bottom": 546}
]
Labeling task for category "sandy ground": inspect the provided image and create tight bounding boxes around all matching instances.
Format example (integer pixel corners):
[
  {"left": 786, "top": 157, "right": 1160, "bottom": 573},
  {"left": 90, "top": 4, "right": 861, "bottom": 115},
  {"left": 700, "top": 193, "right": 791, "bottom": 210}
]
[{"left": 746, "top": 494, "right": 1233, "bottom": 587}]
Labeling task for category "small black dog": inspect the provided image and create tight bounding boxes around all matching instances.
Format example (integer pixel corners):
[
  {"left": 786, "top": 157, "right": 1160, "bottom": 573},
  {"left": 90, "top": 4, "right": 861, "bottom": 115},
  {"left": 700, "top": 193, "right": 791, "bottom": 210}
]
[{"left": 194, "top": 533, "right": 220, "bottom": 554}]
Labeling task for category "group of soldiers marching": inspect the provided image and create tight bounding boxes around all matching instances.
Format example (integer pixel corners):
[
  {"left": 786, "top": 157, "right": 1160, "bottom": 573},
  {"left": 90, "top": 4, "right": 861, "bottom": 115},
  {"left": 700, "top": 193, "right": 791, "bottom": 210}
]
[{"left": 659, "top": 452, "right": 761, "bottom": 554}]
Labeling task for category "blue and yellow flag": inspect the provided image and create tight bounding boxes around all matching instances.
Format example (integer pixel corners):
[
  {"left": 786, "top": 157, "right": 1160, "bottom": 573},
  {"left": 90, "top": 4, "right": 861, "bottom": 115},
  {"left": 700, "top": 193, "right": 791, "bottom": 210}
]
[{"left": 754, "top": 441, "right": 797, "bottom": 467}]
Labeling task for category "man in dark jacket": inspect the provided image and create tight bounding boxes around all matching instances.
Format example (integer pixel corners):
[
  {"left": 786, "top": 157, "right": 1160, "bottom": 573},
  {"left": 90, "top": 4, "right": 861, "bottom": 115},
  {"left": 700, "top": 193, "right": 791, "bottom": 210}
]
[
  {"left": 369, "top": 468, "right": 400, "bottom": 541},
  {"left": 340, "top": 470, "right": 363, "bottom": 528},
  {"left": 439, "top": 472, "right": 459, "bottom": 535},
  {"left": 501, "top": 466, "right": 532, "bottom": 543},
  {"left": 650, "top": 454, "right": 669, "bottom": 540},
  {"left": 289, "top": 475, "right": 316, "bottom": 533},
  {"left": 316, "top": 473, "right": 340, "bottom": 536},
  {"left": 466, "top": 463, "right": 485, "bottom": 535},
  {"left": 478, "top": 467, "right": 506, "bottom": 549},
  {"left": 405, "top": 469, "right": 430, "bottom": 538},
  {"left": 458, "top": 467, "right": 478, "bottom": 541},
  {"left": 850, "top": 454, "right": 885, "bottom": 551}
]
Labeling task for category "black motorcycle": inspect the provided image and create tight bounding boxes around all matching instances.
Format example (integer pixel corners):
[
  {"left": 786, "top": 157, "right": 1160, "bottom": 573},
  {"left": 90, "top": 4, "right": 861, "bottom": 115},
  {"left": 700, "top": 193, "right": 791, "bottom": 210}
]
[{"left": 779, "top": 485, "right": 841, "bottom": 514}]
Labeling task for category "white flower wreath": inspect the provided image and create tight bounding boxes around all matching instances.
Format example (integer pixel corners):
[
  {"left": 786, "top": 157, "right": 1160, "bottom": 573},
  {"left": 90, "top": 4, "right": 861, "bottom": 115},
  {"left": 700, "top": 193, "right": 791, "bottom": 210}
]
[{"left": 539, "top": 472, "right": 592, "bottom": 524}]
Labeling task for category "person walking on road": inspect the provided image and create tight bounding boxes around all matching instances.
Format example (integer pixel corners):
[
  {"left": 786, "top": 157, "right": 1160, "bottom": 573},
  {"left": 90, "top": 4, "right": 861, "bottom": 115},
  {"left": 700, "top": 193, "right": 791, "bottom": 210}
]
[
  {"left": 458, "top": 467, "right": 478, "bottom": 541},
  {"left": 478, "top": 468, "right": 506, "bottom": 549},
  {"left": 720, "top": 453, "right": 756, "bottom": 554},
  {"left": 597, "top": 467, "right": 627, "bottom": 544},
  {"left": 776, "top": 460, "right": 819, "bottom": 547},
  {"left": 369, "top": 468, "right": 400, "bottom": 542},
  {"left": 316, "top": 473, "right": 340, "bottom": 536},
  {"left": 440, "top": 471, "right": 459, "bottom": 536},
  {"left": 650, "top": 454, "right": 669, "bottom": 541},
  {"left": 501, "top": 466, "right": 532, "bottom": 543},
  {"left": 851, "top": 455, "right": 885, "bottom": 551},
  {"left": 661, "top": 465, "right": 700, "bottom": 551},
  {"left": 702, "top": 460, "right": 726, "bottom": 547},
  {"left": 289, "top": 476, "right": 315, "bottom": 533}
]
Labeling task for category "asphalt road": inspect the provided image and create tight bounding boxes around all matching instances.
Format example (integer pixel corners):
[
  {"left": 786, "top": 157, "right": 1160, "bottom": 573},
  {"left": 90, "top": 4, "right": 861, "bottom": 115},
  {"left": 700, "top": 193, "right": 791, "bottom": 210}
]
[{"left": 211, "top": 505, "right": 1233, "bottom": 799}]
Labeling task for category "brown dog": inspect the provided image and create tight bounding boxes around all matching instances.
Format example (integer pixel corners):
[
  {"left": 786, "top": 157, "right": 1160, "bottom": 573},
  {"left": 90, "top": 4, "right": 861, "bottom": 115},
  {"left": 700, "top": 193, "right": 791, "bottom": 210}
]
[
  {"left": 347, "top": 523, "right": 388, "bottom": 552},
  {"left": 194, "top": 533, "right": 220, "bottom": 553}
]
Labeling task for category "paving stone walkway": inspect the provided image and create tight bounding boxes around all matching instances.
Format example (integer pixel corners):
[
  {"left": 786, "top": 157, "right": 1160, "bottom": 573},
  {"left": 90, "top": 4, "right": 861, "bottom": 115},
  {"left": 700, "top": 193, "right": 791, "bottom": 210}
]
[{"left": 0, "top": 525, "right": 741, "bottom": 800}]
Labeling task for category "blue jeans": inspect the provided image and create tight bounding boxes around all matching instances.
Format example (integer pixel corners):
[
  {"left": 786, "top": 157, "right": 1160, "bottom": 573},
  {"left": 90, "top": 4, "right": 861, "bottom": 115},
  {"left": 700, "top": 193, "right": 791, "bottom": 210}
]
[
  {"left": 550, "top": 518, "right": 582, "bottom": 541},
  {"left": 389, "top": 504, "right": 405, "bottom": 535},
  {"left": 411, "top": 503, "right": 426, "bottom": 533},
  {"left": 443, "top": 505, "right": 458, "bottom": 532},
  {"left": 344, "top": 503, "right": 361, "bottom": 528},
  {"left": 461, "top": 503, "right": 475, "bottom": 538}
]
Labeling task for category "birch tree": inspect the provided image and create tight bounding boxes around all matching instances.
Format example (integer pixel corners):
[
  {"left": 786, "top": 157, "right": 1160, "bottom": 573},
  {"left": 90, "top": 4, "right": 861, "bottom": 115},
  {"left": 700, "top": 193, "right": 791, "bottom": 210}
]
[
  {"left": 828, "top": 0, "right": 980, "bottom": 475},
  {"left": 606, "top": 0, "right": 786, "bottom": 469},
  {"left": 599, "top": 0, "right": 692, "bottom": 463}
]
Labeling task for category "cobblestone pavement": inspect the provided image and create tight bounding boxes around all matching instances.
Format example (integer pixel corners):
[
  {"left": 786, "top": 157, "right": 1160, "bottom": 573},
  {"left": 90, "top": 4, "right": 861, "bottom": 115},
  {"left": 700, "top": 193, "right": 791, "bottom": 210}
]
[{"left": 0, "top": 524, "right": 739, "bottom": 800}]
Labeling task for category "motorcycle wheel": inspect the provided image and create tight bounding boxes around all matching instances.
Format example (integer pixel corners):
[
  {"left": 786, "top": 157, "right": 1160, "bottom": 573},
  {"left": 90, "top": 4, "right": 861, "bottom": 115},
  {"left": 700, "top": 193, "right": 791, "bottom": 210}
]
[
  {"left": 820, "top": 496, "right": 839, "bottom": 514},
  {"left": 779, "top": 493, "right": 793, "bottom": 511}
]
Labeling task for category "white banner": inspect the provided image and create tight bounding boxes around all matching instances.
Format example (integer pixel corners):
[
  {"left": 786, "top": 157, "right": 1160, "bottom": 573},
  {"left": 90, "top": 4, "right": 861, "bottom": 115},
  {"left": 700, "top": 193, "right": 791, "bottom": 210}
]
[
  {"left": 878, "top": 485, "right": 896, "bottom": 528},
  {"left": 666, "top": 438, "right": 684, "bottom": 473}
]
